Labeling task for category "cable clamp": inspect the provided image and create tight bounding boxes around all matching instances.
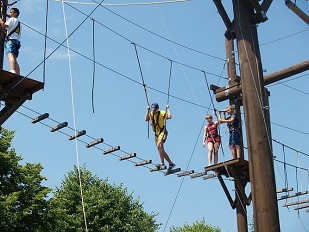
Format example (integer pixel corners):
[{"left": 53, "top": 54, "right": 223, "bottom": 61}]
[{"left": 224, "top": 85, "right": 229, "bottom": 97}]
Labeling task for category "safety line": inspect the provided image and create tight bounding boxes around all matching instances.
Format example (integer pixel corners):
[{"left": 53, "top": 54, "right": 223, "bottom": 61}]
[
  {"left": 43, "top": 0, "right": 49, "bottom": 88},
  {"left": 91, "top": 19, "right": 96, "bottom": 114},
  {"left": 61, "top": 0, "right": 89, "bottom": 230},
  {"left": 52, "top": 0, "right": 191, "bottom": 6}
]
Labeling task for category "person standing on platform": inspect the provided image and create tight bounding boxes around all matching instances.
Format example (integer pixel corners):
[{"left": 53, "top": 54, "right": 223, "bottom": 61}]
[
  {"left": 202, "top": 114, "right": 221, "bottom": 166},
  {"left": 218, "top": 105, "right": 241, "bottom": 159},
  {"left": 0, "top": 7, "right": 21, "bottom": 75},
  {"left": 145, "top": 103, "right": 175, "bottom": 170}
]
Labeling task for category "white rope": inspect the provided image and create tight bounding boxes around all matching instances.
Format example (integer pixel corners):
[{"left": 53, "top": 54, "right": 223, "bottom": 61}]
[
  {"left": 61, "top": 1, "right": 89, "bottom": 231},
  {"left": 52, "top": 0, "right": 191, "bottom": 6}
]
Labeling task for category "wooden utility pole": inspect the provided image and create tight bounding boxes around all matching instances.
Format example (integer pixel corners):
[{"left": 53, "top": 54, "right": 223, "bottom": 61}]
[
  {"left": 225, "top": 36, "right": 248, "bottom": 232},
  {"left": 232, "top": 1, "right": 280, "bottom": 231},
  {"left": 0, "top": 0, "right": 8, "bottom": 69}
]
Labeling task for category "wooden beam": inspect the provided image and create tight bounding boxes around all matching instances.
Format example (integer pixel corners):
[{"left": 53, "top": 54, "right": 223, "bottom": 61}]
[
  {"left": 229, "top": 166, "right": 249, "bottom": 204},
  {"left": 277, "top": 188, "right": 293, "bottom": 193},
  {"left": 177, "top": 170, "right": 194, "bottom": 177},
  {"left": 213, "top": 60, "right": 309, "bottom": 102},
  {"left": 150, "top": 165, "right": 166, "bottom": 172},
  {"left": 50, "top": 122, "right": 68, "bottom": 132},
  {"left": 69, "top": 130, "right": 86, "bottom": 140},
  {"left": 212, "top": 0, "right": 232, "bottom": 32},
  {"left": 294, "top": 203, "right": 309, "bottom": 210},
  {"left": 103, "top": 146, "right": 120, "bottom": 155},
  {"left": 218, "top": 174, "right": 235, "bottom": 209},
  {"left": 283, "top": 199, "right": 309, "bottom": 207},
  {"left": 0, "top": 94, "right": 29, "bottom": 125},
  {"left": 135, "top": 160, "right": 151, "bottom": 166},
  {"left": 86, "top": 138, "right": 104, "bottom": 148},
  {"left": 277, "top": 191, "right": 308, "bottom": 201},
  {"left": 32, "top": 113, "right": 49, "bottom": 124},
  {"left": 250, "top": 0, "right": 268, "bottom": 23},
  {"left": 190, "top": 171, "right": 207, "bottom": 179},
  {"left": 285, "top": 0, "right": 309, "bottom": 25},
  {"left": 119, "top": 153, "right": 136, "bottom": 161},
  {"left": 261, "top": 0, "right": 273, "bottom": 13},
  {"left": 203, "top": 173, "right": 218, "bottom": 180}
]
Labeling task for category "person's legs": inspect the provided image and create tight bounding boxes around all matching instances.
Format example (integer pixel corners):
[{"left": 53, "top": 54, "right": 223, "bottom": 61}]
[
  {"left": 235, "top": 145, "right": 241, "bottom": 158},
  {"left": 7, "top": 53, "right": 20, "bottom": 75},
  {"left": 157, "top": 140, "right": 173, "bottom": 164},
  {"left": 6, "top": 40, "right": 20, "bottom": 75},
  {"left": 213, "top": 142, "right": 219, "bottom": 164},
  {"left": 207, "top": 141, "right": 214, "bottom": 166}
]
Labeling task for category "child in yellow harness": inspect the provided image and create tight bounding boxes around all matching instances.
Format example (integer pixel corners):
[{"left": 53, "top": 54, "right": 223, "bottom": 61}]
[{"left": 145, "top": 103, "right": 175, "bottom": 170}]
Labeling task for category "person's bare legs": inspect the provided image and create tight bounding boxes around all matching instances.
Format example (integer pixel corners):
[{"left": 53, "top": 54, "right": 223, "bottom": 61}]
[
  {"left": 7, "top": 53, "right": 20, "bottom": 75},
  {"left": 214, "top": 142, "right": 219, "bottom": 164},
  {"left": 207, "top": 142, "right": 214, "bottom": 166},
  {"left": 235, "top": 145, "right": 241, "bottom": 158},
  {"left": 230, "top": 145, "right": 237, "bottom": 159},
  {"left": 157, "top": 140, "right": 173, "bottom": 164}
]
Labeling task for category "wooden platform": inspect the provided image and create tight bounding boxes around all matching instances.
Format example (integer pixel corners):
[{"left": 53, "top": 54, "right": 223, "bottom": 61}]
[
  {"left": 0, "top": 70, "right": 44, "bottom": 125},
  {"left": 204, "top": 158, "right": 250, "bottom": 182},
  {"left": 205, "top": 159, "right": 251, "bottom": 209}
]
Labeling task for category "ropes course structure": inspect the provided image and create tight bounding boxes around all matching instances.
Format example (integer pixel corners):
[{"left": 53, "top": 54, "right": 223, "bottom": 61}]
[{"left": 0, "top": 0, "right": 309, "bottom": 231}]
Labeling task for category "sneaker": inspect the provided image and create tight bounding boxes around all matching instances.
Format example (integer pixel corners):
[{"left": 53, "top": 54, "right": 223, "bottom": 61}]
[{"left": 168, "top": 163, "right": 176, "bottom": 170}]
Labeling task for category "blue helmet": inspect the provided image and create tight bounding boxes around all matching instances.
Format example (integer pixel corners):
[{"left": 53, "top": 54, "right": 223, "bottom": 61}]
[{"left": 151, "top": 103, "right": 159, "bottom": 110}]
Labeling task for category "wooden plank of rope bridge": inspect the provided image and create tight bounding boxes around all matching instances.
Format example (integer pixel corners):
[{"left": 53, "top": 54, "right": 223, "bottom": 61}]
[
  {"left": 32, "top": 113, "right": 49, "bottom": 124},
  {"left": 0, "top": 70, "right": 44, "bottom": 125},
  {"left": 294, "top": 203, "right": 309, "bottom": 210},
  {"left": 103, "top": 146, "right": 120, "bottom": 155},
  {"left": 277, "top": 188, "right": 293, "bottom": 193},
  {"left": 177, "top": 170, "right": 194, "bottom": 177},
  {"left": 150, "top": 164, "right": 166, "bottom": 172},
  {"left": 50, "top": 122, "right": 68, "bottom": 132},
  {"left": 277, "top": 191, "right": 308, "bottom": 201},
  {"left": 190, "top": 171, "right": 207, "bottom": 179},
  {"left": 283, "top": 199, "right": 309, "bottom": 207},
  {"left": 135, "top": 160, "right": 151, "bottom": 166},
  {"left": 69, "top": 130, "right": 86, "bottom": 140},
  {"left": 203, "top": 173, "right": 218, "bottom": 180},
  {"left": 164, "top": 168, "right": 181, "bottom": 176},
  {"left": 119, "top": 153, "right": 136, "bottom": 161},
  {"left": 86, "top": 138, "right": 103, "bottom": 148}
]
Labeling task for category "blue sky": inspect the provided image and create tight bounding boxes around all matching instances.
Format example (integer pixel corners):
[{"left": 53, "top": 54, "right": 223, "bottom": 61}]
[{"left": 4, "top": 0, "right": 309, "bottom": 231}]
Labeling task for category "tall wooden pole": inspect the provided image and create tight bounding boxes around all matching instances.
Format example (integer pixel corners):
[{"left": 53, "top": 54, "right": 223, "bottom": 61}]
[
  {"left": 232, "top": 0, "right": 280, "bottom": 231},
  {"left": 225, "top": 36, "right": 248, "bottom": 232},
  {"left": 0, "top": 0, "right": 8, "bottom": 70}
]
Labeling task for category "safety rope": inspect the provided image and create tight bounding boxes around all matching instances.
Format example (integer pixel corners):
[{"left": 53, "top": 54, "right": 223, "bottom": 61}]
[
  {"left": 61, "top": 0, "right": 89, "bottom": 230},
  {"left": 91, "top": 19, "right": 96, "bottom": 114},
  {"left": 43, "top": 0, "right": 49, "bottom": 89},
  {"left": 60, "top": 0, "right": 106, "bottom": 230},
  {"left": 165, "top": 59, "right": 173, "bottom": 129},
  {"left": 202, "top": 71, "right": 225, "bottom": 157},
  {"left": 132, "top": 42, "right": 150, "bottom": 138},
  {"left": 52, "top": 0, "right": 191, "bottom": 7}
]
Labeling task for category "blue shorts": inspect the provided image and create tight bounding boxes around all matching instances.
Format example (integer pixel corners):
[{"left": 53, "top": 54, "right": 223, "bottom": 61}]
[
  {"left": 5, "top": 39, "right": 21, "bottom": 57},
  {"left": 229, "top": 130, "right": 240, "bottom": 146}
]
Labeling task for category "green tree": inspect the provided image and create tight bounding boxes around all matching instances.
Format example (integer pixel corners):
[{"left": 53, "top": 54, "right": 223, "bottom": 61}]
[
  {"left": 48, "top": 166, "right": 159, "bottom": 232},
  {"left": 0, "top": 128, "right": 51, "bottom": 232},
  {"left": 170, "top": 219, "right": 221, "bottom": 232}
]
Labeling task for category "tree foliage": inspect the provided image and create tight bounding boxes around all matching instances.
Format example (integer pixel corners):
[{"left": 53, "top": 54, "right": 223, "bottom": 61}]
[
  {"left": 170, "top": 219, "right": 221, "bottom": 232},
  {"left": 48, "top": 166, "right": 159, "bottom": 232},
  {"left": 0, "top": 128, "right": 51, "bottom": 232}
]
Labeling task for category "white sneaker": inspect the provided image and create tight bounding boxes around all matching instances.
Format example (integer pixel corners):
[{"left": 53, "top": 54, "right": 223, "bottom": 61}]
[{"left": 10, "top": 70, "right": 16, "bottom": 74}]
